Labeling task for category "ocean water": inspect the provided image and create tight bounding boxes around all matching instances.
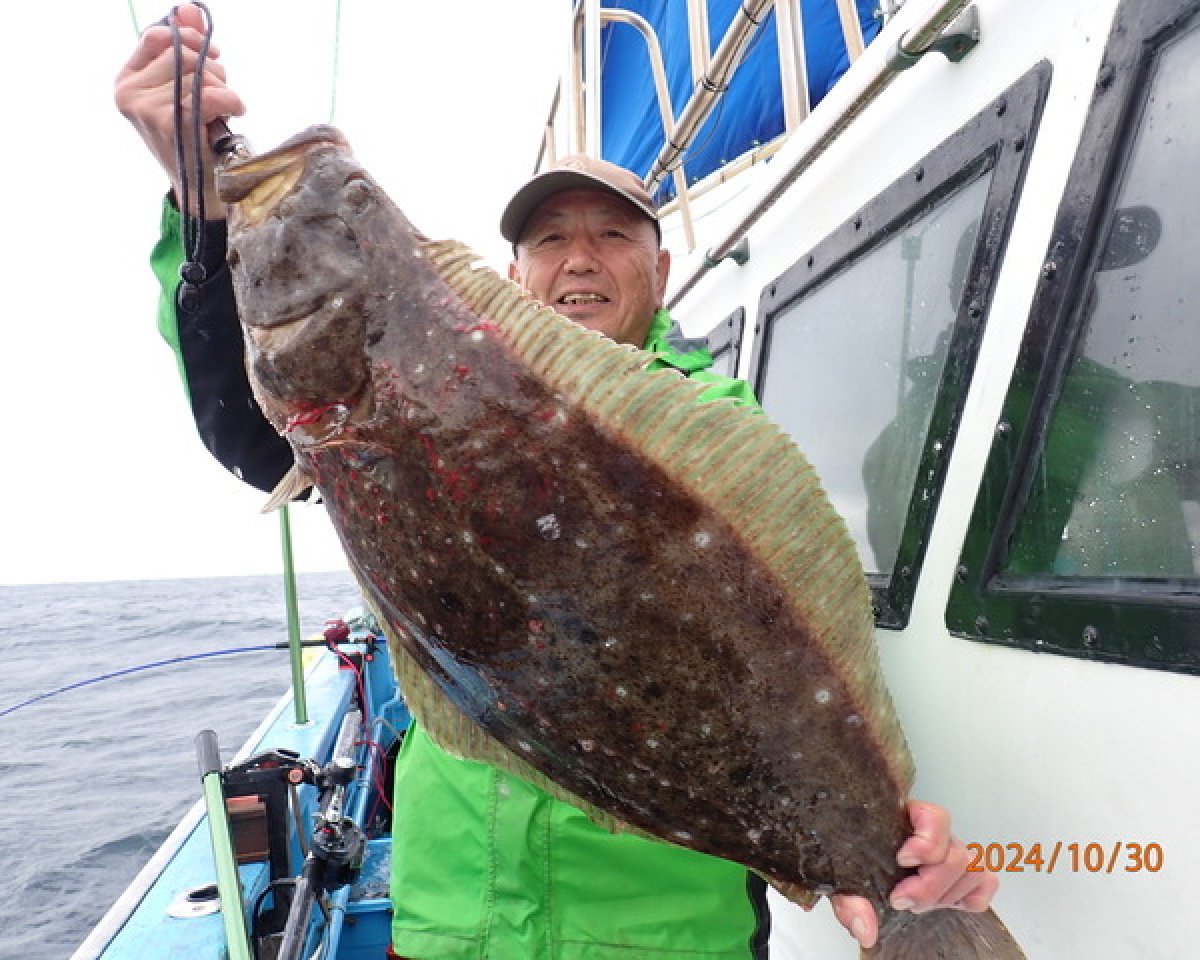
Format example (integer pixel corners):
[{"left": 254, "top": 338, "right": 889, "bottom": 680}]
[{"left": 0, "top": 571, "right": 359, "bottom": 960}]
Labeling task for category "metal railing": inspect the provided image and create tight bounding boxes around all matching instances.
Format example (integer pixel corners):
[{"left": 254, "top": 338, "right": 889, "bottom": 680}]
[
  {"left": 545, "top": 1, "right": 879, "bottom": 253},
  {"left": 667, "top": 0, "right": 978, "bottom": 308}
]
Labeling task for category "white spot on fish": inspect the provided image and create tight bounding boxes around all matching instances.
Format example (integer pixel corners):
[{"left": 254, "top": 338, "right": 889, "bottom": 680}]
[
  {"left": 579, "top": 739, "right": 595, "bottom": 752},
  {"left": 462, "top": 531, "right": 474, "bottom": 544},
  {"left": 536, "top": 514, "right": 561, "bottom": 540},
  {"left": 640, "top": 592, "right": 654, "bottom": 602},
  {"left": 615, "top": 685, "right": 628, "bottom": 698},
  {"left": 470, "top": 330, "right": 485, "bottom": 342},
  {"left": 673, "top": 830, "right": 693, "bottom": 841},
  {"left": 494, "top": 564, "right": 506, "bottom": 576},
  {"left": 413, "top": 363, "right": 425, "bottom": 374},
  {"left": 331, "top": 296, "right": 344, "bottom": 309},
  {"left": 693, "top": 531, "right": 712, "bottom": 548},
  {"left": 815, "top": 688, "right": 832, "bottom": 705},
  {"left": 645, "top": 738, "right": 659, "bottom": 749},
  {"left": 700, "top": 723, "right": 712, "bottom": 736},
  {"left": 604, "top": 637, "right": 619, "bottom": 649},
  {"left": 518, "top": 741, "right": 532, "bottom": 753},
  {"left": 658, "top": 778, "right": 671, "bottom": 787},
  {"left": 845, "top": 713, "right": 862, "bottom": 726},
  {"left": 746, "top": 829, "right": 762, "bottom": 841},
  {"left": 575, "top": 538, "right": 589, "bottom": 550}
]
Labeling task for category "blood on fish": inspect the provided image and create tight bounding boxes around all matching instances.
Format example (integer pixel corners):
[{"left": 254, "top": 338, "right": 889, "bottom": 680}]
[{"left": 284, "top": 404, "right": 340, "bottom": 432}]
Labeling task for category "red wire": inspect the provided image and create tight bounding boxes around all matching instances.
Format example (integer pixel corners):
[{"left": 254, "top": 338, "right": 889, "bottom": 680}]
[
  {"left": 326, "top": 638, "right": 394, "bottom": 816},
  {"left": 356, "top": 737, "right": 394, "bottom": 816}
]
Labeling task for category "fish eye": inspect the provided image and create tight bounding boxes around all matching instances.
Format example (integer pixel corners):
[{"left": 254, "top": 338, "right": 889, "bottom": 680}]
[{"left": 342, "top": 175, "right": 373, "bottom": 213}]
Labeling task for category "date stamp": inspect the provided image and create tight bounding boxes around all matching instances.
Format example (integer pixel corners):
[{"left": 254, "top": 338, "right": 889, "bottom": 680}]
[{"left": 966, "top": 841, "right": 1164, "bottom": 874}]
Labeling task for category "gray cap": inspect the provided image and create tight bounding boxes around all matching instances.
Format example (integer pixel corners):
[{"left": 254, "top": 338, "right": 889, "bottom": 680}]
[{"left": 500, "top": 154, "right": 660, "bottom": 246}]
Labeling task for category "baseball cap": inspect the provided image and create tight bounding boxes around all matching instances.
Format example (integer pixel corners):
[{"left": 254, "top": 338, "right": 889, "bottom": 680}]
[{"left": 500, "top": 154, "right": 661, "bottom": 246}]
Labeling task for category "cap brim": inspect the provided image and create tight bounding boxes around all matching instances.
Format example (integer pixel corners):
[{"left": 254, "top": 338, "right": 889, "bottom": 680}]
[{"left": 500, "top": 169, "right": 660, "bottom": 245}]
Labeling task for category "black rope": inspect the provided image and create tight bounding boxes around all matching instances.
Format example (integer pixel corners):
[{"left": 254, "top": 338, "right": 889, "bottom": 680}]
[{"left": 166, "top": 2, "right": 217, "bottom": 293}]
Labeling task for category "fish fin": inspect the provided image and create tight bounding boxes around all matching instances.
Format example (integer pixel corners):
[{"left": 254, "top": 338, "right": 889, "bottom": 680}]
[
  {"left": 864, "top": 907, "right": 1026, "bottom": 960},
  {"left": 766, "top": 878, "right": 819, "bottom": 910},
  {"left": 260, "top": 464, "right": 314, "bottom": 513}
]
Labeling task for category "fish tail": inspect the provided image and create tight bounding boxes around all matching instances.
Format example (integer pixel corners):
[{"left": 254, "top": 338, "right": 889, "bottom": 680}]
[{"left": 864, "top": 906, "right": 1026, "bottom": 960}]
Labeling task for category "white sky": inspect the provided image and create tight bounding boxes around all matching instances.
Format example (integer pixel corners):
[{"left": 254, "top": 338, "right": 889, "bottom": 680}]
[{"left": 0, "top": 1, "right": 564, "bottom": 585}]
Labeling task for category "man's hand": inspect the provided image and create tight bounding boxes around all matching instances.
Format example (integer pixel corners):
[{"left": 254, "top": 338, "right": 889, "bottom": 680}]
[
  {"left": 830, "top": 800, "right": 998, "bottom": 949},
  {"left": 115, "top": 2, "right": 245, "bottom": 218}
]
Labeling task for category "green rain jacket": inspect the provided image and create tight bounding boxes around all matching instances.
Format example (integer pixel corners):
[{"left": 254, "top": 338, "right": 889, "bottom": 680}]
[{"left": 151, "top": 200, "right": 770, "bottom": 960}]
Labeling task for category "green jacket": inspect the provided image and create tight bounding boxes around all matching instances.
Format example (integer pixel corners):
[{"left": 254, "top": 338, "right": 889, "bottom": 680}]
[{"left": 151, "top": 203, "right": 770, "bottom": 959}]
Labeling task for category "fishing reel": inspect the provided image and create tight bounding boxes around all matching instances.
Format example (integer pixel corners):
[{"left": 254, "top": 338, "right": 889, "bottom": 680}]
[{"left": 307, "top": 757, "right": 366, "bottom": 893}]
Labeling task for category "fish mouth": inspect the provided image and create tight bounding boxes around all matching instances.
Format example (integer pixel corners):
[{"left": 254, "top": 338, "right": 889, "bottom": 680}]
[{"left": 216, "top": 124, "right": 350, "bottom": 227}]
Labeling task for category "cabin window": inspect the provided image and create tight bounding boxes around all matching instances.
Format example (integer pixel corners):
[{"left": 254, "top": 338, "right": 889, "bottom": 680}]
[
  {"left": 1007, "top": 26, "right": 1200, "bottom": 579},
  {"left": 750, "top": 65, "right": 1050, "bottom": 627},
  {"left": 948, "top": 0, "right": 1200, "bottom": 674},
  {"left": 759, "top": 177, "right": 989, "bottom": 576}
]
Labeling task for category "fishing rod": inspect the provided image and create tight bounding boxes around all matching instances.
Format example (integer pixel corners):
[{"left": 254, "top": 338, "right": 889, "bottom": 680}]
[
  {"left": 274, "top": 753, "right": 366, "bottom": 960},
  {"left": 0, "top": 626, "right": 370, "bottom": 721},
  {"left": 0, "top": 645, "right": 271, "bottom": 720}
]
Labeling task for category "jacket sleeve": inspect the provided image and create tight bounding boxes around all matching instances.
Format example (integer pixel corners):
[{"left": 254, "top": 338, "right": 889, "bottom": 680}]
[{"left": 150, "top": 196, "right": 295, "bottom": 494}]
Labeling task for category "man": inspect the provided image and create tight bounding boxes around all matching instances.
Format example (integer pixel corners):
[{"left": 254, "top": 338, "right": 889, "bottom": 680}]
[{"left": 115, "top": 7, "right": 997, "bottom": 957}]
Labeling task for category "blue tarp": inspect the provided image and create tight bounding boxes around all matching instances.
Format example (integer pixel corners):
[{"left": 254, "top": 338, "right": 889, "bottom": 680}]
[{"left": 599, "top": 0, "right": 881, "bottom": 199}]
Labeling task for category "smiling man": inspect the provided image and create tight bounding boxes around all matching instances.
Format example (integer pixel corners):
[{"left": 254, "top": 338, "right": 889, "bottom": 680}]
[
  {"left": 115, "top": 9, "right": 997, "bottom": 956},
  {"left": 504, "top": 156, "right": 669, "bottom": 347}
]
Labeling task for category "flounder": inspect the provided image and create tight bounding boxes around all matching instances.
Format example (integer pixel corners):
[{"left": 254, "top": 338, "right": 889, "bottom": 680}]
[{"left": 216, "top": 126, "right": 1024, "bottom": 959}]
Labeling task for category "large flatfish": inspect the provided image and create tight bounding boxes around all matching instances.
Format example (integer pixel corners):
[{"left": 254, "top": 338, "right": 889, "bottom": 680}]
[{"left": 216, "top": 125, "right": 1024, "bottom": 959}]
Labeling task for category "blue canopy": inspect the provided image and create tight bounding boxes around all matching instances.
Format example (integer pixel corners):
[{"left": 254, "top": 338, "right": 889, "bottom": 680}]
[{"left": 599, "top": 0, "right": 881, "bottom": 200}]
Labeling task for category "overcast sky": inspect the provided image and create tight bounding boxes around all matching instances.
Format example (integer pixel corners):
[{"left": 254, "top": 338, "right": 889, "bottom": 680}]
[{"left": 0, "top": 1, "right": 563, "bottom": 585}]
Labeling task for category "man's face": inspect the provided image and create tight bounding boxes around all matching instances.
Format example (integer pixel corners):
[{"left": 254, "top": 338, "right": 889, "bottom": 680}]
[{"left": 509, "top": 188, "right": 670, "bottom": 347}]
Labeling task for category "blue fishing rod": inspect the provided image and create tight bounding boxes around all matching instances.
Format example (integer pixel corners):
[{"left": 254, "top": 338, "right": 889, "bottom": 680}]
[{"left": 0, "top": 635, "right": 350, "bottom": 721}]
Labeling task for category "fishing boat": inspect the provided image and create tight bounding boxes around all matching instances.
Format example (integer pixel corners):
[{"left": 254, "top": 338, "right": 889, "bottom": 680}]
[{"left": 77, "top": 0, "right": 1197, "bottom": 957}]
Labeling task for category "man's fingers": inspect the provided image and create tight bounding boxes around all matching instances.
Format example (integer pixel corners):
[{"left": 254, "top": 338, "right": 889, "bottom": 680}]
[
  {"left": 940, "top": 868, "right": 998, "bottom": 913},
  {"left": 896, "top": 800, "right": 952, "bottom": 867},
  {"left": 830, "top": 895, "right": 878, "bottom": 949},
  {"left": 166, "top": 2, "right": 212, "bottom": 32},
  {"left": 890, "top": 839, "right": 972, "bottom": 910}
]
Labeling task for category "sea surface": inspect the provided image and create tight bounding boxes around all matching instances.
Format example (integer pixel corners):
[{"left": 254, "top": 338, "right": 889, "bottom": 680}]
[{"left": 0, "top": 571, "right": 360, "bottom": 960}]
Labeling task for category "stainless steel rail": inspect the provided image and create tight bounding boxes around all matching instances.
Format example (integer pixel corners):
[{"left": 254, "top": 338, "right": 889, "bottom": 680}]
[
  {"left": 643, "top": 0, "right": 777, "bottom": 196},
  {"left": 667, "top": 0, "right": 977, "bottom": 310}
]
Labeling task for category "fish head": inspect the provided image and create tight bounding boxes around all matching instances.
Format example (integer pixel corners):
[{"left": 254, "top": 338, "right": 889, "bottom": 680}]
[{"left": 216, "top": 125, "right": 398, "bottom": 439}]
